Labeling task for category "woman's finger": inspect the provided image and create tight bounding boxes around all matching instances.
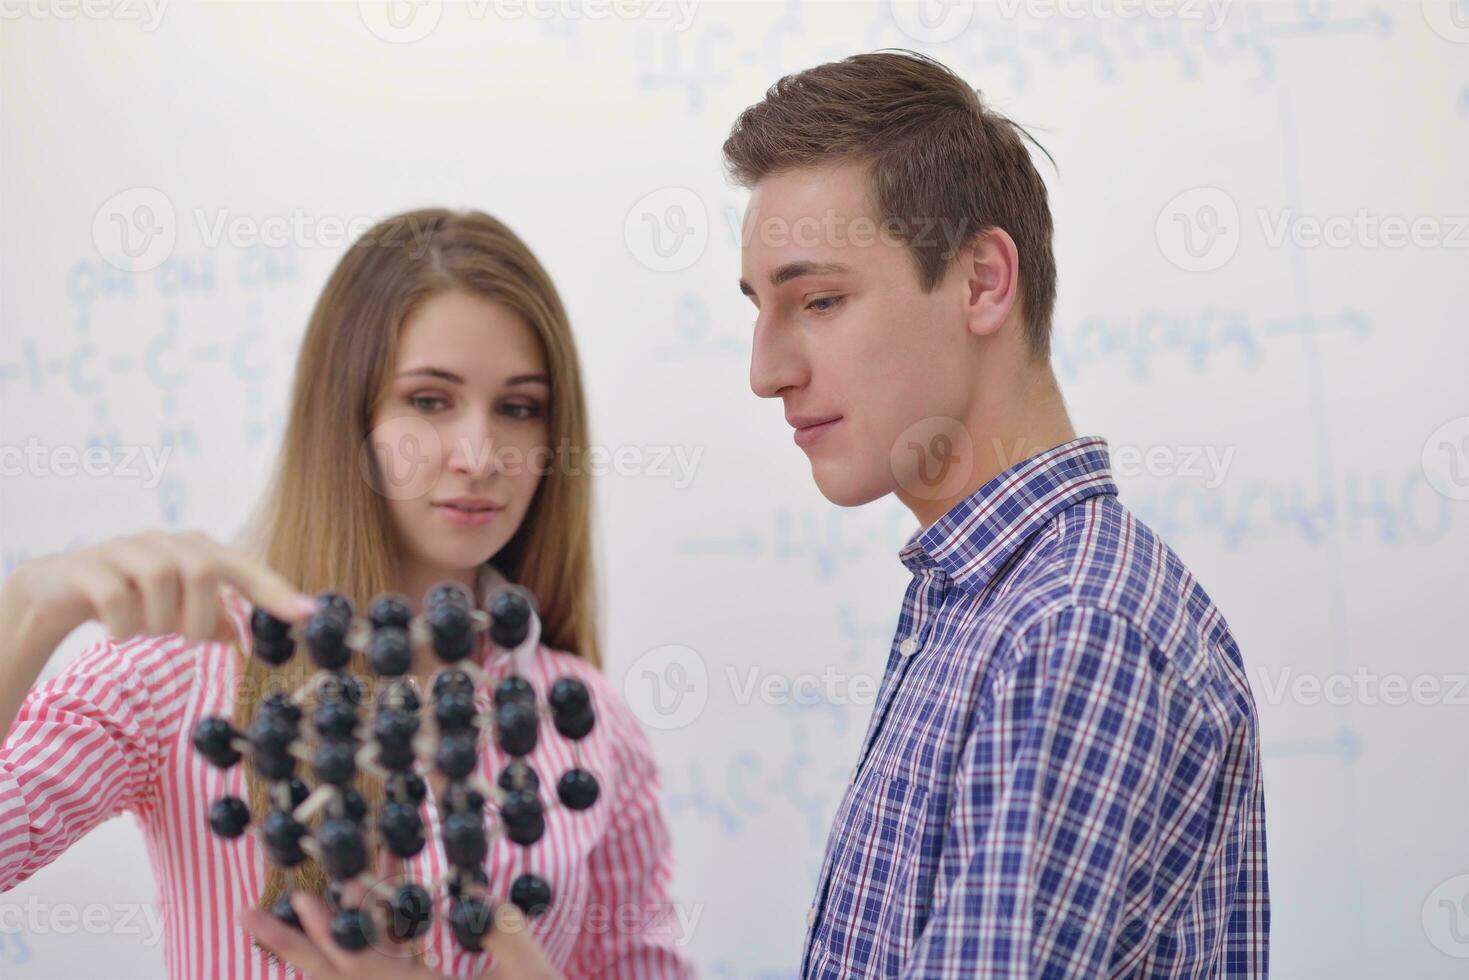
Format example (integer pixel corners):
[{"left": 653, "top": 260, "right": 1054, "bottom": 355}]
[
  {"left": 338, "top": 874, "right": 372, "bottom": 913},
  {"left": 377, "top": 849, "right": 404, "bottom": 883},
  {"left": 482, "top": 904, "right": 560, "bottom": 979},
  {"left": 201, "top": 536, "right": 319, "bottom": 625},
  {"left": 70, "top": 555, "right": 142, "bottom": 640},
  {"left": 291, "top": 891, "right": 366, "bottom": 975},
  {"left": 366, "top": 853, "right": 412, "bottom": 944},
  {"left": 240, "top": 905, "right": 341, "bottom": 980},
  {"left": 338, "top": 877, "right": 393, "bottom": 949},
  {"left": 173, "top": 546, "right": 229, "bottom": 645},
  {"left": 292, "top": 891, "right": 430, "bottom": 976},
  {"left": 106, "top": 535, "right": 179, "bottom": 637}
]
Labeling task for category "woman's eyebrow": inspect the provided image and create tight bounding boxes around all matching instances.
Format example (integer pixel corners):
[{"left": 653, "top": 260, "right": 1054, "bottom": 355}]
[
  {"left": 396, "top": 368, "right": 549, "bottom": 387},
  {"left": 396, "top": 366, "right": 463, "bottom": 383}
]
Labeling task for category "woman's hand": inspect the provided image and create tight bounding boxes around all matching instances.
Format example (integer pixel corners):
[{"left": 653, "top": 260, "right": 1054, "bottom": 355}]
[
  {"left": 0, "top": 528, "right": 318, "bottom": 738},
  {"left": 241, "top": 850, "right": 562, "bottom": 980},
  {"left": 241, "top": 892, "right": 437, "bottom": 980},
  {"left": 240, "top": 892, "right": 563, "bottom": 980},
  {"left": 468, "top": 903, "right": 563, "bottom": 980},
  {"left": 11, "top": 529, "right": 318, "bottom": 651}
]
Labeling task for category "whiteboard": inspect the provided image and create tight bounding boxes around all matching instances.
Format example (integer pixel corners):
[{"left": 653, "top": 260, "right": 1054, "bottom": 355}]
[{"left": 1, "top": 1, "right": 1466, "bottom": 977}]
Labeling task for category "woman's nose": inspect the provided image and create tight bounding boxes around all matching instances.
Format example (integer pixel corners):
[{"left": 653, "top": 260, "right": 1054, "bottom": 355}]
[{"left": 445, "top": 418, "right": 502, "bottom": 478}]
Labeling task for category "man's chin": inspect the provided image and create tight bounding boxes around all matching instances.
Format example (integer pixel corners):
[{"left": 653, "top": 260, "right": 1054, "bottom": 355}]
[{"left": 810, "top": 462, "right": 891, "bottom": 508}]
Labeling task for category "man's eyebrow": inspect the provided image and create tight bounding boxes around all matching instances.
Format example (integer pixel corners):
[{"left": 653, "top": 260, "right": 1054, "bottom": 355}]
[
  {"left": 395, "top": 367, "right": 549, "bottom": 386},
  {"left": 739, "top": 260, "right": 855, "bottom": 297}
]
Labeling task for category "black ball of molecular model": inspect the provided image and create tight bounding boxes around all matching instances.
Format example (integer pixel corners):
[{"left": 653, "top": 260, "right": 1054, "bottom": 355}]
[{"left": 191, "top": 582, "right": 600, "bottom": 952}]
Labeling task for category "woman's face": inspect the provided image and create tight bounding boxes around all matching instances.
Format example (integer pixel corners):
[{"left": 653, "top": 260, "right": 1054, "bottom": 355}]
[{"left": 367, "top": 289, "right": 551, "bottom": 597}]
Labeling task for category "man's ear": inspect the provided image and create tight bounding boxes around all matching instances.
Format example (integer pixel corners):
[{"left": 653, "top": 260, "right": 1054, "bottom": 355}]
[{"left": 956, "top": 227, "right": 1021, "bottom": 340}]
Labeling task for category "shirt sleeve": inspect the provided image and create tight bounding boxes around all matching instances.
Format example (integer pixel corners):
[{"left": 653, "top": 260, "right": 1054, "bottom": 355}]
[
  {"left": 900, "top": 604, "right": 1221, "bottom": 979},
  {"left": 564, "top": 684, "right": 696, "bottom": 980},
  {"left": 0, "top": 632, "right": 196, "bottom": 892}
]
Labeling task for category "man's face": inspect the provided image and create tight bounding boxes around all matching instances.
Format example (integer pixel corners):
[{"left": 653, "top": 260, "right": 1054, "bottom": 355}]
[{"left": 740, "top": 163, "right": 974, "bottom": 507}]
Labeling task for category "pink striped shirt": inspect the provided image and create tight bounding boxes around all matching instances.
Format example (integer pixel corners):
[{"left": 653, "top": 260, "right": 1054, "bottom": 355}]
[{"left": 0, "top": 591, "right": 695, "bottom": 979}]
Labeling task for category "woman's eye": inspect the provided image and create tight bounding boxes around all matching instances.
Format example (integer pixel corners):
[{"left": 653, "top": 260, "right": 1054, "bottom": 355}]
[
  {"left": 502, "top": 402, "right": 543, "bottom": 421},
  {"left": 409, "top": 394, "right": 447, "bottom": 412},
  {"left": 807, "top": 296, "right": 844, "bottom": 314}
]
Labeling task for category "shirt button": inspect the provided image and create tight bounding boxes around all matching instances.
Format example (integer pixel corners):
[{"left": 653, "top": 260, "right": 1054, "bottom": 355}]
[
  {"left": 807, "top": 906, "right": 817, "bottom": 927},
  {"left": 849, "top": 765, "right": 859, "bottom": 783},
  {"left": 899, "top": 635, "right": 920, "bottom": 657}
]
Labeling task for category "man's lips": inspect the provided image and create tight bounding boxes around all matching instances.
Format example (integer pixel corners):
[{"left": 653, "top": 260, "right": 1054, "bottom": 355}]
[
  {"left": 792, "top": 416, "right": 843, "bottom": 448},
  {"left": 786, "top": 413, "right": 842, "bottom": 430}
]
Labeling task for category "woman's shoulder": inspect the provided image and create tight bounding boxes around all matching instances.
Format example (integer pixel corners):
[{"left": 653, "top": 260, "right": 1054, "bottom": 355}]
[{"left": 16, "top": 626, "right": 225, "bottom": 774}]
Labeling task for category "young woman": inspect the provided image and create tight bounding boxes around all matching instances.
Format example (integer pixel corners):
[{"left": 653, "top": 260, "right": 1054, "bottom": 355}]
[{"left": 0, "top": 209, "right": 694, "bottom": 979}]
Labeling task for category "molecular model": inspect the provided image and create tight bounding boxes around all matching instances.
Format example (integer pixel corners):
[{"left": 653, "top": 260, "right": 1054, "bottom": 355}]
[{"left": 190, "top": 582, "right": 600, "bottom": 952}]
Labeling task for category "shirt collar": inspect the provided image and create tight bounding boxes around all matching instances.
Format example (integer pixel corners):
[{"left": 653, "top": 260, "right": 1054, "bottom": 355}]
[
  {"left": 221, "top": 587, "right": 253, "bottom": 652},
  {"left": 898, "top": 435, "right": 1119, "bottom": 593}
]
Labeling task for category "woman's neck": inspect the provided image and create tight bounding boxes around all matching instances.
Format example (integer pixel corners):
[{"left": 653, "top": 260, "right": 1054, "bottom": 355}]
[{"left": 394, "top": 563, "right": 479, "bottom": 611}]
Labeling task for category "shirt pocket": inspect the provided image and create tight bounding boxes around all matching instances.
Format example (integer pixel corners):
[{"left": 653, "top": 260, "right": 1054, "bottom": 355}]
[
  {"left": 823, "top": 773, "right": 931, "bottom": 977},
  {"left": 871, "top": 775, "right": 932, "bottom": 976}
]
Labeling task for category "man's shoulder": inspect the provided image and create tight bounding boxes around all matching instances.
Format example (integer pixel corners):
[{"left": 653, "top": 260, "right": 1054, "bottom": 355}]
[{"left": 992, "top": 493, "right": 1252, "bottom": 710}]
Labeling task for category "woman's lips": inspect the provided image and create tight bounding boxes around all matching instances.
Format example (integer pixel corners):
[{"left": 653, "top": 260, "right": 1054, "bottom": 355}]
[{"left": 434, "top": 503, "right": 501, "bottom": 527}]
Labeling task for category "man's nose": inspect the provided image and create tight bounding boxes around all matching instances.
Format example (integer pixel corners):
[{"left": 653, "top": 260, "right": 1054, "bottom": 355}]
[{"left": 749, "top": 315, "right": 807, "bottom": 399}]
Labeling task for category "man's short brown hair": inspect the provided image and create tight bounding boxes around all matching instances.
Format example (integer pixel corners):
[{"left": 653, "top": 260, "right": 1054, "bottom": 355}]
[{"left": 722, "top": 50, "right": 1058, "bottom": 359}]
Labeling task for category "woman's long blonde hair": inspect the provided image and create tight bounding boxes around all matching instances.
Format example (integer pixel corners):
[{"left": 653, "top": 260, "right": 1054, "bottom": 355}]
[{"left": 232, "top": 208, "right": 599, "bottom": 909}]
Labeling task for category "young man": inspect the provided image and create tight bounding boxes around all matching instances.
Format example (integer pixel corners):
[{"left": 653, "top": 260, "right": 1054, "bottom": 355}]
[{"left": 724, "top": 52, "right": 1269, "bottom": 978}]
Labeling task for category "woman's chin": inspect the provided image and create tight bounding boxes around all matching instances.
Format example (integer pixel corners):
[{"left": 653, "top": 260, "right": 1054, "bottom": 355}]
[{"left": 413, "top": 536, "right": 502, "bottom": 577}]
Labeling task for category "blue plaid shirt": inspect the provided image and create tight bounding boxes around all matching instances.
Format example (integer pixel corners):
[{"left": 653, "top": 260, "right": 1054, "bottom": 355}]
[{"left": 801, "top": 436, "right": 1269, "bottom": 978}]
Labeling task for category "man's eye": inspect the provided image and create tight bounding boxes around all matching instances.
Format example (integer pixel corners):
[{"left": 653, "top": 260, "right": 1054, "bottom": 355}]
[
  {"left": 409, "top": 395, "right": 447, "bottom": 412},
  {"left": 807, "top": 296, "right": 844, "bottom": 314}
]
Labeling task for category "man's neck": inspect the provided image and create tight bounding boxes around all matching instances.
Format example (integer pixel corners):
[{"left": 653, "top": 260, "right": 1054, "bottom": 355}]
[{"left": 897, "top": 362, "right": 1078, "bottom": 531}]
